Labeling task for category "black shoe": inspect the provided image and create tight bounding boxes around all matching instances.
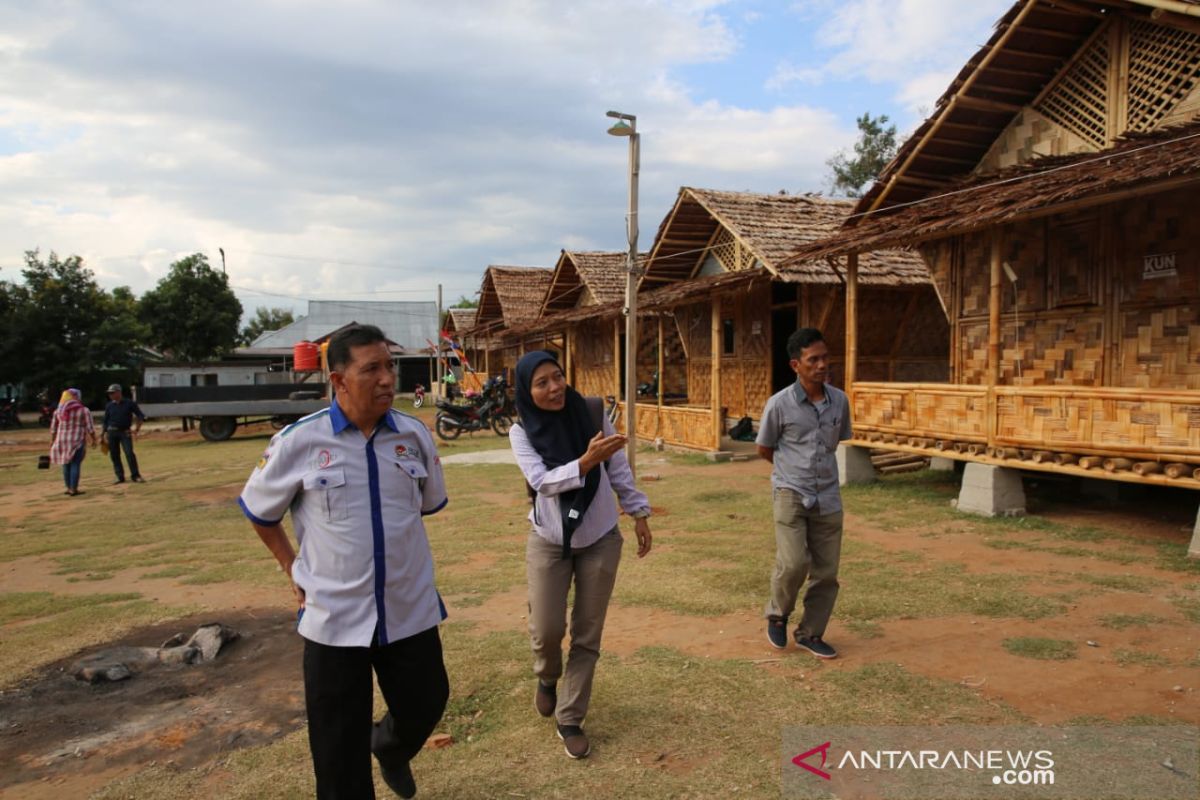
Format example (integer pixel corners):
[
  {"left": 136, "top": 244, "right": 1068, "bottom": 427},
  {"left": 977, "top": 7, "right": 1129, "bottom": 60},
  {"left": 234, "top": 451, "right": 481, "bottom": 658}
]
[
  {"left": 766, "top": 615, "right": 789, "bottom": 650},
  {"left": 795, "top": 634, "right": 838, "bottom": 659},
  {"left": 556, "top": 724, "right": 591, "bottom": 759},
  {"left": 535, "top": 680, "right": 557, "bottom": 717},
  {"left": 377, "top": 759, "right": 416, "bottom": 799}
]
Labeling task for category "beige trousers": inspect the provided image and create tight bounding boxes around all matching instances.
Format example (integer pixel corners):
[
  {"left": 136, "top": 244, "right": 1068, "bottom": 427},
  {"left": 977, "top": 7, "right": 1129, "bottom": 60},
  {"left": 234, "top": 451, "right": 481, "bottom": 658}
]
[
  {"left": 526, "top": 527, "right": 623, "bottom": 726},
  {"left": 764, "top": 488, "right": 843, "bottom": 638}
]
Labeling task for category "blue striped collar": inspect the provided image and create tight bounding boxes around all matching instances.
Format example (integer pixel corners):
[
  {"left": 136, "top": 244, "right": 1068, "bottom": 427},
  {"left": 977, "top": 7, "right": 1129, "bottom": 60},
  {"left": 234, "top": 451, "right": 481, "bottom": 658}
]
[{"left": 329, "top": 398, "right": 399, "bottom": 435}]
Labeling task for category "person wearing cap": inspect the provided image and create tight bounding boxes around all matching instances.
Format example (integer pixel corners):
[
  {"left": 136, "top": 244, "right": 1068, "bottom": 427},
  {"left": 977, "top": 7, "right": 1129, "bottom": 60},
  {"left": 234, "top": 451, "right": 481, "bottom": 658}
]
[
  {"left": 102, "top": 383, "right": 145, "bottom": 484},
  {"left": 240, "top": 324, "right": 450, "bottom": 799}
]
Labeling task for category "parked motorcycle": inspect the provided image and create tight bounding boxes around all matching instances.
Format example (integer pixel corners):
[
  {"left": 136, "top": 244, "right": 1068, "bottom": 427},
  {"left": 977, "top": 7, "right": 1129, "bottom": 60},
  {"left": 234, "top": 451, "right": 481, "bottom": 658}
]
[
  {"left": 37, "top": 402, "right": 53, "bottom": 427},
  {"left": 413, "top": 383, "right": 426, "bottom": 408},
  {"left": 0, "top": 398, "right": 21, "bottom": 430},
  {"left": 434, "top": 381, "right": 512, "bottom": 440}
]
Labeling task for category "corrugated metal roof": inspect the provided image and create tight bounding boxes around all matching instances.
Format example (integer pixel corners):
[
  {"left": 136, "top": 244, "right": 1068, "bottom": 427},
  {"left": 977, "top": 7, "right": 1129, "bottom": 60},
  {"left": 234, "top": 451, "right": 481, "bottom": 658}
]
[{"left": 248, "top": 300, "right": 439, "bottom": 352}]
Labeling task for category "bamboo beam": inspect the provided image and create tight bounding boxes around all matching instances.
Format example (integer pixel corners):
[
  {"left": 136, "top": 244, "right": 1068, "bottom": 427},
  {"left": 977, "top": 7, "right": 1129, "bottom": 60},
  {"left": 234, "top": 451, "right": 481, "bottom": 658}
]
[
  {"left": 657, "top": 314, "right": 665, "bottom": 438},
  {"left": 1107, "top": 16, "right": 1129, "bottom": 145},
  {"left": 954, "top": 94, "right": 1024, "bottom": 113},
  {"left": 564, "top": 327, "right": 573, "bottom": 386},
  {"left": 845, "top": 252, "right": 859, "bottom": 397},
  {"left": 866, "top": 0, "right": 1041, "bottom": 213},
  {"left": 711, "top": 298, "right": 723, "bottom": 450},
  {"left": 987, "top": 228, "right": 1003, "bottom": 449}
]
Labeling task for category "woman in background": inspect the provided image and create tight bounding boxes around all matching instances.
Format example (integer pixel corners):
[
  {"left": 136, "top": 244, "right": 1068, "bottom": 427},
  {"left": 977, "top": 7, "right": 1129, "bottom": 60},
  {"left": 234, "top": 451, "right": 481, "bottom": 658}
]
[
  {"left": 509, "top": 351, "right": 653, "bottom": 760},
  {"left": 50, "top": 388, "right": 97, "bottom": 496}
]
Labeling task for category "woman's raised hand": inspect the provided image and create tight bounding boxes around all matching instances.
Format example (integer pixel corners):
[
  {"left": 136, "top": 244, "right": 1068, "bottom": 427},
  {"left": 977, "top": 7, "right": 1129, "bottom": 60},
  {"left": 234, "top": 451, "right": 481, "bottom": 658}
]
[{"left": 580, "top": 431, "right": 626, "bottom": 474}]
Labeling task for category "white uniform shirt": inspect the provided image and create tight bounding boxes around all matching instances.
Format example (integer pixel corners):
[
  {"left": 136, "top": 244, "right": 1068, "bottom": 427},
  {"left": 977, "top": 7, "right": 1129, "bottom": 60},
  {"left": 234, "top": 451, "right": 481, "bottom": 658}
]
[
  {"left": 239, "top": 401, "right": 448, "bottom": 647},
  {"left": 510, "top": 414, "right": 650, "bottom": 549}
]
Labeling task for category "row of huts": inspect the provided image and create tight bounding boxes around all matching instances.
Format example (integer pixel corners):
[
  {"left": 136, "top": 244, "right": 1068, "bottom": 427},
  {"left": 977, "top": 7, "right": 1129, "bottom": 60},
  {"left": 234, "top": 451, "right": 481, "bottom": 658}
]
[{"left": 451, "top": 0, "right": 1200, "bottom": 506}]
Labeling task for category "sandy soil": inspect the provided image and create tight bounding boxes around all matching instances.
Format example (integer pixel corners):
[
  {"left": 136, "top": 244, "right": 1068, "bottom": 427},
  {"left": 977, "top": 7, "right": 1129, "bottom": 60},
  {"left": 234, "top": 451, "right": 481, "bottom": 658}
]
[{"left": 2, "top": 447, "right": 1198, "bottom": 798}]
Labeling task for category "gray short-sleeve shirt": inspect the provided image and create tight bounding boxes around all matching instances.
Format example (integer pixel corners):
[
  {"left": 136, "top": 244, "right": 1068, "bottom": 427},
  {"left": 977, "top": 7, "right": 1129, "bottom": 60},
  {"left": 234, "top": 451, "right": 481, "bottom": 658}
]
[{"left": 756, "top": 382, "right": 853, "bottom": 513}]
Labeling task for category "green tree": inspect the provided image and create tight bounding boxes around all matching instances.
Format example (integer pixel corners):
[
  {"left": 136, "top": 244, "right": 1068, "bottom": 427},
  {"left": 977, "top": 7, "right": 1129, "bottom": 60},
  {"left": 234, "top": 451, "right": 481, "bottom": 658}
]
[
  {"left": 240, "top": 306, "right": 295, "bottom": 346},
  {"left": 140, "top": 253, "right": 243, "bottom": 361},
  {"left": 450, "top": 295, "right": 478, "bottom": 308},
  {"left": 10, "top": 251, "right": 112, "bottom": 398},
  {"left": 827, "top": 112, "right": 899, "bottom": 198}
]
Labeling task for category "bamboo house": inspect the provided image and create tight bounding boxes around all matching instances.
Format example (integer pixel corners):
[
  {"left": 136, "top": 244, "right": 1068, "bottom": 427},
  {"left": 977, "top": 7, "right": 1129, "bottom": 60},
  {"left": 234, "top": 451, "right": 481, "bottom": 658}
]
[{"left": 779, "top": 0, "right": 1200, "bottom": 534}]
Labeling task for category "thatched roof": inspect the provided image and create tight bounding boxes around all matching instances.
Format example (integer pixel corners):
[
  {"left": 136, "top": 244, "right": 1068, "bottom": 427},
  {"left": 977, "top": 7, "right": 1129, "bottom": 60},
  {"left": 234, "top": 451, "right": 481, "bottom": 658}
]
[
  {"left": 472, "top": 265, "right": 553, "bottom": 332},
  {"left": 856, "top": 0, "right": 1200, "bottom": 214},
  {"left": 781, "top": 120, "right": 1200, "bottom": 264},
  {"left": 541, "top": 250, "right": 647, "bottom": 316},
  {"left": 444, "top": 308, "right": 476, "bottom": 334},
  {"left": 644, "top": 187, "right": 929, "bottom": 287}
]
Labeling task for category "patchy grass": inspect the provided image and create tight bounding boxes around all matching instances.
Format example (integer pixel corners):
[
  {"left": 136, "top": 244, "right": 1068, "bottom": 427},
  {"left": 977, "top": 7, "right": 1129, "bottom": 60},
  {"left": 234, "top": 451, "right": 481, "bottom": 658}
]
[
  {"left": 1073, "top": 573, "right": 1165, "bottom": 592},
  {"left": 1114, "top": 649, "right": 1171, "bottom": 668},
  {"left": 1099, "top": 613, "right": 1167, "bottom": 630},
  {"left": 1002, "top": 637, "right": 1078, "bottom": 661}
]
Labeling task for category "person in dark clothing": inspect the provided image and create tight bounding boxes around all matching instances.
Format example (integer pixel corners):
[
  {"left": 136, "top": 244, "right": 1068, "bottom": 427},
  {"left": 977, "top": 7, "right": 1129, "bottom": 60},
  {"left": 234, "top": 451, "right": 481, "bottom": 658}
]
[{"left": 103, "top": 384, "right": 145, "bottom": 484}]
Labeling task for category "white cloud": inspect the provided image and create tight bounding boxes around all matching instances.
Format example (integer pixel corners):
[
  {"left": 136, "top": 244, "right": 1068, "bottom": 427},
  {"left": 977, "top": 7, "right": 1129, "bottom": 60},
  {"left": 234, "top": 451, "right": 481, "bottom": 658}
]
[
  {"left": 774, "top": 0, "right": 1010, "bottom": 113},
  {"left": 0, "top": 0, "right": 865, "bottom": 311}
]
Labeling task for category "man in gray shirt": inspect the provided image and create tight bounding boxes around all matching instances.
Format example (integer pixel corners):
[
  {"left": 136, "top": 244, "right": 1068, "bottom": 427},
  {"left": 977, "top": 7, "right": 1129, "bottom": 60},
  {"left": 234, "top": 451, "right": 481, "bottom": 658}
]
[{"left": 756, "top": 328, "right": 852, "bottom": 659}]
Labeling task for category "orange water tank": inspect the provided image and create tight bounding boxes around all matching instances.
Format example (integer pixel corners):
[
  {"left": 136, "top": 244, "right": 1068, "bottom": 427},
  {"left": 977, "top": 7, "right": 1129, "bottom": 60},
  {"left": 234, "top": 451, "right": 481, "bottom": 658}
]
[{"left": 293, "top": 341, "right": 320, "bottom": 372}]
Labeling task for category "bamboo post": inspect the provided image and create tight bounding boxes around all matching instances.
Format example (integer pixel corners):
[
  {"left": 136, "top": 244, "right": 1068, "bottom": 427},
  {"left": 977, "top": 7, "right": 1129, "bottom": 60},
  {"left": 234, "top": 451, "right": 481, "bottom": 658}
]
[
  {"left": 564, "top": 327, "right": 573, "bottom": 386},
  {"left": 712, "top": 298, "right": 722, "bottom": 450},
  {"left": 1079, "top": 456, "right": 1105, "bottom": 469},
  {"left": 657, "top": 314, "right": 665, "bottom": 438},
  {"left": 1103, "top": 457, "right": 1133, "bottom": 472},
  {"left": 845, "top": 251, "right": 858, "bottom": 398},
  {"left": 1132, "top": 461, "right": 1162, "bottom": 476},
  {"left": 1165, "top": 463, "right": 1192, "bottom": 479},
  {"left": 987, "top": 228, "right": 1003, "bottom": 451},
  {"left": 484, "top": 338, "right": 490, "bottom": 377},
  {"left": 613, "top": 318, "right": 621, "bottom": 401}
]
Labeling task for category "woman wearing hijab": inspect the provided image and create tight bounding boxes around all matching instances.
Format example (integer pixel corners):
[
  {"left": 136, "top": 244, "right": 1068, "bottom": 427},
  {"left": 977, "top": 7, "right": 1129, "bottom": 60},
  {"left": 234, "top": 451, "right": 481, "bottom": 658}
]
[
  {"left": 49, "top": 388, "right": 97, "bottom": 496},
  {"left": 510, "top": 351, "right": 653, "bottom": 760}
]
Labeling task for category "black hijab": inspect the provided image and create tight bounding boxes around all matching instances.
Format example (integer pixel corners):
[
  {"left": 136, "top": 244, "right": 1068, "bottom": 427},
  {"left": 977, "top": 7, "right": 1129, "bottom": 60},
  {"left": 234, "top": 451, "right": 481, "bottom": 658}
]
[{"left": 514, "top": 351, "right": 603, "bottom": 558}]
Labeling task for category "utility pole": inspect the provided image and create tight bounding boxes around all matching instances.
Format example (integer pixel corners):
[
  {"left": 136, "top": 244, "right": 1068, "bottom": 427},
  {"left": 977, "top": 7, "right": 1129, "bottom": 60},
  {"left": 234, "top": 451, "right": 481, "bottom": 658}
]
[
  {"left": 436, "top": 283, "right": 444, "bottom": 399},
  {"left": 607, "top": 110, "right": 640, "bottom": 473}
]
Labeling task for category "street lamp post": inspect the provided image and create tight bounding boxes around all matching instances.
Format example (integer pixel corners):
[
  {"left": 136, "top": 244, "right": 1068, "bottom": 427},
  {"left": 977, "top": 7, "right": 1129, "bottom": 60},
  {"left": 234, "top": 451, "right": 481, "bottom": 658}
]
[{"left": 606, "top": 110, "right": 639, "bottom": 474}]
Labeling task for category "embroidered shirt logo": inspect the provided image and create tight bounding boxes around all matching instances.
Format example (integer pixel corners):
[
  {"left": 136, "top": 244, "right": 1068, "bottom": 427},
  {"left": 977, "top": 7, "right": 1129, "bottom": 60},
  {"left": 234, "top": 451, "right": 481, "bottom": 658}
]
[{"left": 317, "top": 449, "right": 333, "bottom": 469}]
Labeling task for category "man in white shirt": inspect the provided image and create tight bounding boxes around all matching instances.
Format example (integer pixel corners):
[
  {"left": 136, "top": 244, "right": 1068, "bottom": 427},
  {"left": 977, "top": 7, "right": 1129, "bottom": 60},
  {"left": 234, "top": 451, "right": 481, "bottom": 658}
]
[{"left": 240, "top": 324, "right": 449, "bottom": 799}]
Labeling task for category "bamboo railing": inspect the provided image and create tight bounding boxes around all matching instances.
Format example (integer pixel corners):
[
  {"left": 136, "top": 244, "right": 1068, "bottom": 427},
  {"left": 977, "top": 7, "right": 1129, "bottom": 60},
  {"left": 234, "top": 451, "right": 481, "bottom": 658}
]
[{"left": 849, "top": 381, "right": 1200, "bottom": 488}]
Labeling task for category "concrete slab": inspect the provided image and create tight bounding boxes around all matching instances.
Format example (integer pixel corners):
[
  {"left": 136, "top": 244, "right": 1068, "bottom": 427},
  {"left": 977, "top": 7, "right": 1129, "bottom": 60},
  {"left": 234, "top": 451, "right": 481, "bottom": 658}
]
[
  {"left": 956, "top": 463, "right": 1026, "bottom": 517},
  {"left": 1190, "top": 507, "right": 1200, "bottom": 560},
  {"left": 929, "top": 456, "right": 955, "bottom": 472},
  {"left": 837, "top": 444, "right": 876, "bottom": 486}
]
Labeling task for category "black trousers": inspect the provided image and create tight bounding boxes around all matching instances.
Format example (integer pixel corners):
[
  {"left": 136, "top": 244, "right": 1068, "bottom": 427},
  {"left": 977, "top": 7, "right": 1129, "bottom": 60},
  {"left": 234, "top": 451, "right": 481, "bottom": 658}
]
[
  {"left": 106, "top": 430, "right": 140, "bottom": 480},
  {"left": 303, "top": 625, "right": 449, "bottom": 800}
]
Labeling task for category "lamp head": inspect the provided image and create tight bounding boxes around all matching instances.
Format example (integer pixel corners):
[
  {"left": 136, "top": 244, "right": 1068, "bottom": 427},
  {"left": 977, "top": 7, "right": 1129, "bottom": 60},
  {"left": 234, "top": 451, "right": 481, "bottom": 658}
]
[{"left": 607, "top": 120, "right": 634, "bottom": 136}]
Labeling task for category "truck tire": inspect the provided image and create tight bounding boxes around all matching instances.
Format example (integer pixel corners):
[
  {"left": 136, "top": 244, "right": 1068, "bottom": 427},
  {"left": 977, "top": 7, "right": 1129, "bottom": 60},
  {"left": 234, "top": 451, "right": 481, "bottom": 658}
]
[{"left": 199, "top": 416, "right": 238, "bottom": 442}]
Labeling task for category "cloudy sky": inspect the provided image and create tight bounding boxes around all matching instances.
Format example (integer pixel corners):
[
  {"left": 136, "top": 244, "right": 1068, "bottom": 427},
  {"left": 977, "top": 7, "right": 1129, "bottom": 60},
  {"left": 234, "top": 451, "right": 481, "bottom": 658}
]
[{"left": 0, "top": 0, "right": 1010, "bottom": 320}]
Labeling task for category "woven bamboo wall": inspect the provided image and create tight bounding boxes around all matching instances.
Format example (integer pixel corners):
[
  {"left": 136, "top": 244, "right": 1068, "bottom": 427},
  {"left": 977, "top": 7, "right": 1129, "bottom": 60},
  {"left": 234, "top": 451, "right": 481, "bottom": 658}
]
[
  {"left": 572, "top": 318, "right": 616, "bottom": 398},
  {"left": 626, "top": 402, "right": 715, "bottom": 450},
  {"left": 680, "top": 301, "right": 712, "bottom": 406},
  {"left": 994, "top": 388, "right": 1200, "bottom": 461},
  {"left": 1118, "top": 305, "right": 1200, "bottom": 388},
  {"left": 1115, "top": 186, "right": 1200, "bottom": 305},
  {"left": 977, "top": 108, "right": 1098, "bottom": 173},
  {"left": 852, "top": 384, "right": 989, "bottom": 441},
  {"left": 959, "top": 314, "right": 1105, "bottom": 385}
]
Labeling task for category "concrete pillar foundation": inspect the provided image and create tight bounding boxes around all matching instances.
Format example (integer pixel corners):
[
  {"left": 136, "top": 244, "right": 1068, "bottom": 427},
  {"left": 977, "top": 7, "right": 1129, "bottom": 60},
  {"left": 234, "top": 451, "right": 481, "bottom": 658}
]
[
  {"left": 956, "top": 463, "right": 1026, "bottom": 518},
  {"left": 838, "top": 444, "right": 877, "bottom": 486},
  {"left": 929, "top": 456, "right": 955, "bottom": 472}
]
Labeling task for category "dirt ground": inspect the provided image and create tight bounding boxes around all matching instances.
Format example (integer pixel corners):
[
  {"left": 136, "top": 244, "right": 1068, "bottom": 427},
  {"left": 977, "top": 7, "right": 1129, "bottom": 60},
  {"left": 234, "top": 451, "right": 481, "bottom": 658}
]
[{"left": 1, "top": 441, "right": 1198, "bottom": 797}]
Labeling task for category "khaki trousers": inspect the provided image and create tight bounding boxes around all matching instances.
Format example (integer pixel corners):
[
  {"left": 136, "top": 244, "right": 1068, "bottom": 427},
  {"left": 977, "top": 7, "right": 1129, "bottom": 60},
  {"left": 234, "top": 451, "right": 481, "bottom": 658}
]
[
  {"left": 526, "top": 527, "right": 623, "bottom": 726},
  {"left": 764, "top": 488, "right": 843, "bottom": 638}
]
